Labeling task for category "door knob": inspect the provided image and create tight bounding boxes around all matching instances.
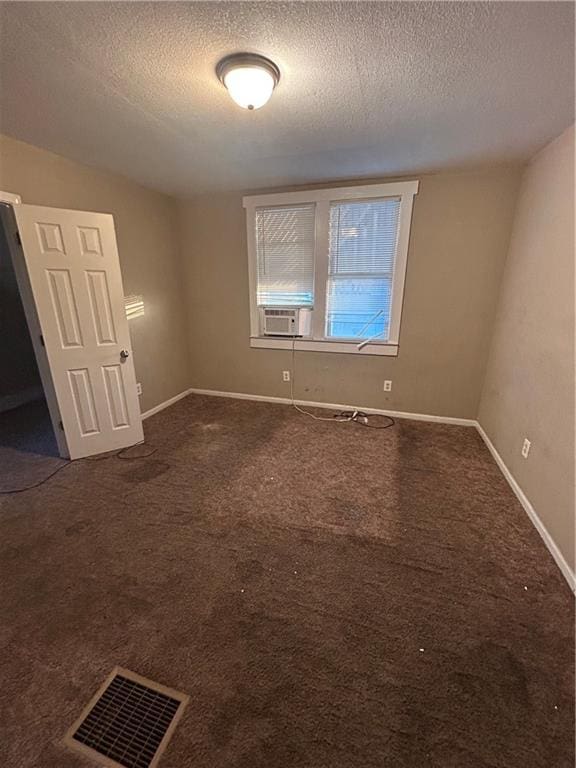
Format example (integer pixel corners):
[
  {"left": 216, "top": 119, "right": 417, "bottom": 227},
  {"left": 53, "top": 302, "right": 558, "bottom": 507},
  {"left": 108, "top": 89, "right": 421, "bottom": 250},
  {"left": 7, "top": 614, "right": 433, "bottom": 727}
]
[{"left": 120, "top": 349, "right": 130, "bottom": 360}]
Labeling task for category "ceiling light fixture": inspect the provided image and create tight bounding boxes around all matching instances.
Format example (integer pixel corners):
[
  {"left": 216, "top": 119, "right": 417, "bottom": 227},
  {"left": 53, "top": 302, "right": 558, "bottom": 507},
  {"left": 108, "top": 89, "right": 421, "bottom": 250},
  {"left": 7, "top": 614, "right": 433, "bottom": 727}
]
[{"left": 216, "top": 53, "right": 280, "bottom": 110}]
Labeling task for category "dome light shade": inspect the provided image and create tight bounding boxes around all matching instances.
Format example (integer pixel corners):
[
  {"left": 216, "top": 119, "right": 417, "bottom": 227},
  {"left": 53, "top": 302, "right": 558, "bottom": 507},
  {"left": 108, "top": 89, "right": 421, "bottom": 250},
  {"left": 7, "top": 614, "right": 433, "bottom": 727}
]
[{"left": 216, "top": 53, "right": 280, "bottom": 110}]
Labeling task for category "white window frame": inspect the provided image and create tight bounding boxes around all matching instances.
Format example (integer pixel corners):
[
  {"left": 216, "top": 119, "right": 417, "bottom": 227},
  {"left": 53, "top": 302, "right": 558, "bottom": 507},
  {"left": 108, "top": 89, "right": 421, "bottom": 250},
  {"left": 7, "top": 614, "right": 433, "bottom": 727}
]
[{"left": 243, "top": 180, "right": 418, "bottom": 355}]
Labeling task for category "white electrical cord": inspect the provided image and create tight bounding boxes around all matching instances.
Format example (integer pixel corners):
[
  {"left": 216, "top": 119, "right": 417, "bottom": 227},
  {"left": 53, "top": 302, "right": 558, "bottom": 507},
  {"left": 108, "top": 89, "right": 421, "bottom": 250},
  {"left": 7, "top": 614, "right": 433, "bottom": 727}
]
[
  {"left": 288, "top": 336, "right": 395, "bottom": 431},
  {"left": 289, "top": 336, "right": 353, "bottom": 422}
]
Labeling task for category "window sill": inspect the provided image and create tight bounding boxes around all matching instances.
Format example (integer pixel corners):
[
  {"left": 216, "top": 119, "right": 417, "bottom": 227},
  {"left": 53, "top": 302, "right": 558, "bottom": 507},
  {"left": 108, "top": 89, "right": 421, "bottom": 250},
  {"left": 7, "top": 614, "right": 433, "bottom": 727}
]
[{"left": 250, "top": 337, "right": 399, "bottom": 356}]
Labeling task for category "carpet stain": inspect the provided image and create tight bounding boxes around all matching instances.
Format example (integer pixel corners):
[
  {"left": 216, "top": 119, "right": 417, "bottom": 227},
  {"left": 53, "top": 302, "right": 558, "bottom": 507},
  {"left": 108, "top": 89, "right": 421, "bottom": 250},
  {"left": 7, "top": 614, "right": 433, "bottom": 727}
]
[
  {"left": 0, "top": 394, "right": 573, "bottom": 768},
  {"left": 121, "top": 459, "right": 171, "bottom": 483}
]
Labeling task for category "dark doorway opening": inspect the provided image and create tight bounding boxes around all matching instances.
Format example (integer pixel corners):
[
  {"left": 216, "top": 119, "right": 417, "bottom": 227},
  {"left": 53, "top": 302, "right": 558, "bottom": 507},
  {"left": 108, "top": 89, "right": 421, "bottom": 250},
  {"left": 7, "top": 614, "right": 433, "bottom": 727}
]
[{"left": 0, "top": 208, "right": 60, "bottom": 492}]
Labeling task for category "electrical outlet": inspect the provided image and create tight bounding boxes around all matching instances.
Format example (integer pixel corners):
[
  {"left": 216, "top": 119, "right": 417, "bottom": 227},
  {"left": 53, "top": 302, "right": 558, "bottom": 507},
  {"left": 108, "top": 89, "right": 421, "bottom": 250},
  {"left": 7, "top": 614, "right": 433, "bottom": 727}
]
[
  {"left": 521, "top": 438, "right": 531, "bottom": 458},
  {"left": 136, "top": 382, "right": 142, "bottom": 396},
  {"left": 282, "top": 371, "right": 291, "bottom": 382},
  {"left": 383, "top": 380, "right": 392, "bottom": 392}
]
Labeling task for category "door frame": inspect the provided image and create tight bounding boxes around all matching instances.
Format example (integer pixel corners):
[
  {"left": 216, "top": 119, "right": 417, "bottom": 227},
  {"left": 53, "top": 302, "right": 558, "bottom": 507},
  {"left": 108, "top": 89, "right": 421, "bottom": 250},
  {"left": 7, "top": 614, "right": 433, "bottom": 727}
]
[
  {"left": 0, "top": 190, "right": 21, "bottom": 205},
  {"left": 0, "top": 191, "right": 69, "bottom": 457}
]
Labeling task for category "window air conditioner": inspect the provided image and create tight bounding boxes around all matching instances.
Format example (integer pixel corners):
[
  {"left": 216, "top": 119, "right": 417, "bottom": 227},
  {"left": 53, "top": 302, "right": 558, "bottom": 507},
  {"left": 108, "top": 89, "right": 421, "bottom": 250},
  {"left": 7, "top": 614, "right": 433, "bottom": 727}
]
[{"left": 261, "top": 307, "right": 311, "bottom": 337}]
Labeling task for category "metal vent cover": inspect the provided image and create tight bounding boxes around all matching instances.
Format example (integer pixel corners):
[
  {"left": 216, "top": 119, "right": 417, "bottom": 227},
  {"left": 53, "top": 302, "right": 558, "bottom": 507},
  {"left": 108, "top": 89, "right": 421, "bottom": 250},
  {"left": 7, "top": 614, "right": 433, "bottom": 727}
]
[
  {"left": 63, "top": 667, "right": 188, "bottom": 768},
  {"left": 264, "top": 308, "right": 297, "bottom": 317}
]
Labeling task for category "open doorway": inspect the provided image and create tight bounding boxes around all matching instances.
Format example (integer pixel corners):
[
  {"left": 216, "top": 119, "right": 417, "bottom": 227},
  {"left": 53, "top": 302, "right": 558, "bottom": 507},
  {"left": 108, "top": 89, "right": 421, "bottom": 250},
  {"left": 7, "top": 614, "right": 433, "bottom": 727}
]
[
  {"left": 0, "top": 203, "right": 61, "bottom": 491},
  {"left": 0, "top": 194, "right": 144, "bottom": 467}
]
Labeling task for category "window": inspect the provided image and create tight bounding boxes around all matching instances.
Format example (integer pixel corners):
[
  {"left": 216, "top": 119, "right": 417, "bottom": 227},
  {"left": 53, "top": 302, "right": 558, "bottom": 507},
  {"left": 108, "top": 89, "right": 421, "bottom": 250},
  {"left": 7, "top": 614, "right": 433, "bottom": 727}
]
[
  {"left": 244, "top": 181, "right": 418, "bottom": 355},
  {"left": 326, "top": 198, "right": 400, "bottom": 340},
  {"left": 255, "top": 203, "right": 315, "bottom": 306}
]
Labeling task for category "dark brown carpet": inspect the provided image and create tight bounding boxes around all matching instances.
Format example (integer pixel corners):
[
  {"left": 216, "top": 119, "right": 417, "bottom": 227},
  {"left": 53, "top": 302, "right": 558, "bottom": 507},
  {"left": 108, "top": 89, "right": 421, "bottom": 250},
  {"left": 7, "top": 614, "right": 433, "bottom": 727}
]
[{"left": 0, "top": 394, "right": 573, "bottom": 768}]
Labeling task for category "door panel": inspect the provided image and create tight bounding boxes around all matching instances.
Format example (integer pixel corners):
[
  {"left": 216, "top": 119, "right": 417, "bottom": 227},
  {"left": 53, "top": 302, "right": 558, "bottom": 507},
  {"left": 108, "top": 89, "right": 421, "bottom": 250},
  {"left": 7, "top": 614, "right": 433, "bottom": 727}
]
[
  {"left": 78, "top": 226, "right": 103, "bottom": 257},
  {"left": 14, "top": 205, "right": 144, "bottom": 458},
  {"left": 47, "top": 269, "right": 83, "bottom": 347},
  {"left": 86, "top": 270, "right": 117, "bottom": 345},
  {"left": 69, "top": 368, "right": 100, "bottom": 435},
  {"left": 37, "top": 221, "right": 65, "bottom": 254},
  {"left": 103, "top": 365, "right": 130, "bottom": 429}
]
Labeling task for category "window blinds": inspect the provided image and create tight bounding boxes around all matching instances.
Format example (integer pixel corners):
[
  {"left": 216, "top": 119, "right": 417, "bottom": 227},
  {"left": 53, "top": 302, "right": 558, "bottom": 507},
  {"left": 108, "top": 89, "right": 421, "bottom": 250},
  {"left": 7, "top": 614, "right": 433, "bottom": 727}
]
[
  {"left": 326, "top": 198, "right": 401, "bottom": 339},
  {"left": 255, "top": 203, "right": 315, "bottom": 306}
]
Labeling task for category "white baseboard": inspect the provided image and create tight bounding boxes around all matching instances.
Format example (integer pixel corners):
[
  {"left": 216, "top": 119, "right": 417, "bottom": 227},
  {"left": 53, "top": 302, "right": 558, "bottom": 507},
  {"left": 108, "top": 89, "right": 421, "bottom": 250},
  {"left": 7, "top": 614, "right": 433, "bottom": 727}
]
[
  {"left": 188, "top": 387, "right": 477, "bottom": 426},
  {"left": 476, "top": 423, "right": 575, "bottom": 593},
  {"left": 141, "top": 388, "right": 194, "bottom": 420}
]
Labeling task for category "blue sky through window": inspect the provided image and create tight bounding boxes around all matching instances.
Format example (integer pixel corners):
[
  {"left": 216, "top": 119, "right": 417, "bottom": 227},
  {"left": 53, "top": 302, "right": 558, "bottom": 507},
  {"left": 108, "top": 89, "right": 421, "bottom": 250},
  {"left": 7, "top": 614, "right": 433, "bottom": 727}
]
[
  {"left": 325, "top": 199, "right": 398, "bottom": 340},
  {"left": 326, "top": 278, "right": 391, "bottom": 339}
]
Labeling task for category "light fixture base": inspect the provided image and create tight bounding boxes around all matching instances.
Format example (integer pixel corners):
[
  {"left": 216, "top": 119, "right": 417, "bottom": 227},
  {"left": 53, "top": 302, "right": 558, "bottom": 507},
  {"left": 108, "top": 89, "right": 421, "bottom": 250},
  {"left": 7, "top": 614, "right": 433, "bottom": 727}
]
[{"left": 216, "top": 53, "right": 281, "bottom": 88}]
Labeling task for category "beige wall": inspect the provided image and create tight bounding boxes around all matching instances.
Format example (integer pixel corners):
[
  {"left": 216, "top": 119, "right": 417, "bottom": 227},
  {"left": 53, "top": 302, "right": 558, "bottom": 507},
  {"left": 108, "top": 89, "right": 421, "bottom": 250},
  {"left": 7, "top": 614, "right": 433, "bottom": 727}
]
[
  {"left": 3, "top": 129, "right": 572, "bottom": 575},
  {"left": 479, "top": 125, "right": 575, "bottom": 573},
  {"left": 178, "top": 169, "right": 521, "bottom": 419},
  {"left": 0, "top": 134, "right": 190, "bottom": 413}
]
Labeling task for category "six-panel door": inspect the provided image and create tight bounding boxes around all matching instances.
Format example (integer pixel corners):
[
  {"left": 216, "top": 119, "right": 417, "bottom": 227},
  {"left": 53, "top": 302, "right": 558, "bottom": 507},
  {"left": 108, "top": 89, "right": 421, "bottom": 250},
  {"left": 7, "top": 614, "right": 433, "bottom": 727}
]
[{"left": 14, "top": 205, "right": 144, "bottom": 459}]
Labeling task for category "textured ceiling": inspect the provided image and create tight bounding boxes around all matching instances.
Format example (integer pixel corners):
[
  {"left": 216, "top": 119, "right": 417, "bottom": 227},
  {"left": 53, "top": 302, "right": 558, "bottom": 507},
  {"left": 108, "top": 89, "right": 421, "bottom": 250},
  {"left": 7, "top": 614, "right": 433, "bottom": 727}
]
[{"left": 0, "top": 1, "right": 574, "bottom": 196}]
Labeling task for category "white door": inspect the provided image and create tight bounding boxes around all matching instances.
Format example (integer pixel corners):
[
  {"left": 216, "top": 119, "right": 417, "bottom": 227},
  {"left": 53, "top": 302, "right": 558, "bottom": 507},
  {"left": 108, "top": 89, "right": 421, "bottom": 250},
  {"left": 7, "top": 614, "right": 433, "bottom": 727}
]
[{"left": 13, "top": 204, "right": 144, "bottom": 459}]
